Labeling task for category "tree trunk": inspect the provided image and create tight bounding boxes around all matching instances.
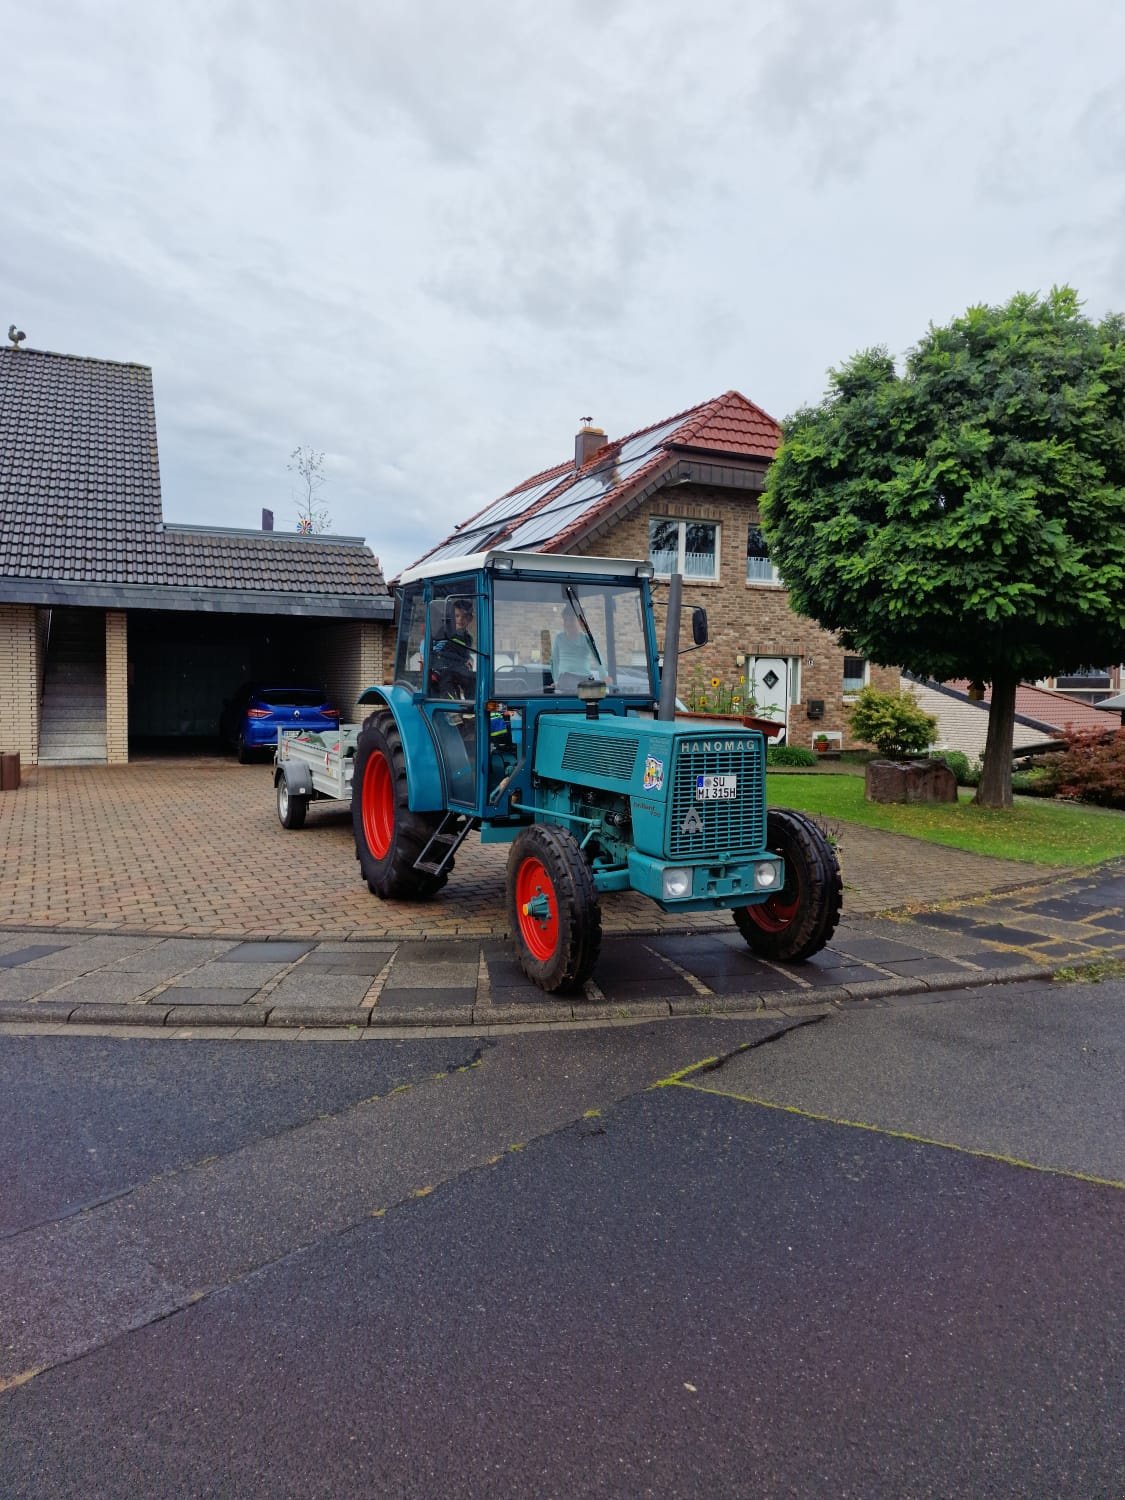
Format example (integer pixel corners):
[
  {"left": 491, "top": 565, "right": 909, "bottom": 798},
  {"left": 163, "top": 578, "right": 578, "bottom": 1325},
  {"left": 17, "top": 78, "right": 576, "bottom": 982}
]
[{"left": 974, "top": 674, "right": 1017, "bottom": 809}]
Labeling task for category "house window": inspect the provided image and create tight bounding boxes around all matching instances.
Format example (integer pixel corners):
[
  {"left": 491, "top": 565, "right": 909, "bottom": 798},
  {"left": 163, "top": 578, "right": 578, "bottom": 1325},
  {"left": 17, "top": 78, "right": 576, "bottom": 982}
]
[
  {"left": 746, "top": 525, "right": 780, "bottom": 585},
  {"left": 648, "top": 519, "right": 719, "bottom": 580},
  {"left": 842, "top": 656, "right": 868, "bottom": 696}
]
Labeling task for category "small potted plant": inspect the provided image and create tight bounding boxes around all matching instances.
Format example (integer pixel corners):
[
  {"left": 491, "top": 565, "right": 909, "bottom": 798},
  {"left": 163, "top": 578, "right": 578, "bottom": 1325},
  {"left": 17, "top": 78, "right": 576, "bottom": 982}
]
[{"left": 813, "top": 733, "right": 831, "bottom": 755}]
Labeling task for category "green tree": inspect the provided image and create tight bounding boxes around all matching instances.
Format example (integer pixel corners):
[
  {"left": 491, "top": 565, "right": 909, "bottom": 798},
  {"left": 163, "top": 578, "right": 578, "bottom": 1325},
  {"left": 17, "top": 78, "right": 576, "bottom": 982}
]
[{"left": 761, "top": 288, "right": 1125, "bottom": 808}]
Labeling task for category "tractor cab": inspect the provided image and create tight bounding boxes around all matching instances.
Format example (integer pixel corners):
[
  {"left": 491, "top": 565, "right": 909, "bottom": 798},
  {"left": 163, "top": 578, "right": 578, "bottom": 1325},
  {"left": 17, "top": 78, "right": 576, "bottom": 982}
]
[{"left": 382, "top": 551, "right": 662, "bottom": 821}]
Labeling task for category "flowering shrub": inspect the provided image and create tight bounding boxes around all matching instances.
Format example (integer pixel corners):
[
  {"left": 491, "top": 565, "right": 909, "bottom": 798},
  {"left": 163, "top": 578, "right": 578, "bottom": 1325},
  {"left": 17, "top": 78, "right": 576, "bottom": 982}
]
[
  {"left": 681, "top": 673, "right": 779, "bottom": 718},
  {"left": 1052, "top": 728, "right": 1125, "bottom": 809}
]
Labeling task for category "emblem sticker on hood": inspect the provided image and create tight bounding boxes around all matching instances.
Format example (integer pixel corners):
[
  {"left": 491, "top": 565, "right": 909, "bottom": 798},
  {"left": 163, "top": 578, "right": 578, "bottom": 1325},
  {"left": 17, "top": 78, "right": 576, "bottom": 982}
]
[{"left": 643, "top": 755, "right": 665, "bottom": 792}]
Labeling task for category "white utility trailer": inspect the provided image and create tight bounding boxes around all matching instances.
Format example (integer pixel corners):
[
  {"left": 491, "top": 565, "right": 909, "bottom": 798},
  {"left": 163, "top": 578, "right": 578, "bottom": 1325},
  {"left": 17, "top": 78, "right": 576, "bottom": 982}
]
[{"left": 273, "top": 726, "right": 359, "bottom": 829}]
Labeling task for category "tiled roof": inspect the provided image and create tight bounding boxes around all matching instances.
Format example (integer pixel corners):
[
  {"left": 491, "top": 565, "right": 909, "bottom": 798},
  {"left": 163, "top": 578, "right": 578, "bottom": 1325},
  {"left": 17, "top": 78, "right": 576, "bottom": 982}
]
[
  {"left": 0, "top": 347, "right": 386, "bottom": 606},
  {"left": 413, "top": 390, "right": 780, "bottom": 568},
  {"left": 904, "top": 679, "right": 1058, "bottom": 759},
  {"left": 944, "top": 679, "right": 1121, "bottom": 734}
]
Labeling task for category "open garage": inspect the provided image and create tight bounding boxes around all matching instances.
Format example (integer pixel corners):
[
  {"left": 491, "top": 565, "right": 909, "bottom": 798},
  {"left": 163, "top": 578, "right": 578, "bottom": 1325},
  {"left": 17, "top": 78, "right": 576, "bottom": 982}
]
[{"left": 126, "top": 609, "right": 385, "bottom": 752}]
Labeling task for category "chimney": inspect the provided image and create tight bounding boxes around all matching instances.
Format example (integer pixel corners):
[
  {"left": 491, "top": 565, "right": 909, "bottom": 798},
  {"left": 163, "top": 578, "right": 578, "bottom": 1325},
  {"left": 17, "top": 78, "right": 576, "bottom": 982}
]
[
  {"left": 261, "top": 508, "right": 274, "bottom": 531},
  {"left": 575, "top": 419, "right": 607, "bottom": 470}
]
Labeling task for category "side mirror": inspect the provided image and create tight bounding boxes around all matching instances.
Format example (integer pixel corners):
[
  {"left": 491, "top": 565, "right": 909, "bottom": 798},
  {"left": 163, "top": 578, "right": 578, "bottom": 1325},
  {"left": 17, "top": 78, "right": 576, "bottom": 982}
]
[{"left": 691, "top": 607, "right": 709, "bottom": 647}]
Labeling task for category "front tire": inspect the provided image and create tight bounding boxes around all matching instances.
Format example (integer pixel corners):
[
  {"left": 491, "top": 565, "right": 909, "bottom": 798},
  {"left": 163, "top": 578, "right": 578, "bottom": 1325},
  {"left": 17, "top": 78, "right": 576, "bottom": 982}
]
[
  {"left": 236, "top": 732, "right": 253, "bottom": 765},
  {"left": 734, "top": 809, "right": 842, "bottom": 962},
  {"left": 352, "top": 712, "right": 451, "bottom": 899},
  {"left": 276, "top": 777, "right": 308, "bottom": 830},
  {"left": 506, "top": 825, "right": 601, "bottom": 993}
]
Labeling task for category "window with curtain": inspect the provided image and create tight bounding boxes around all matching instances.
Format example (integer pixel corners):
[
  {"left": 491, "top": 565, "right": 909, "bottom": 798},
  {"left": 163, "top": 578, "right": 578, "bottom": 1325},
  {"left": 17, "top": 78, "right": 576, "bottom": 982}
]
[
  {"left": 842, "top": 656, "right": 868, "bottom": 695},
  {"left": 648, "top": 518, "right": 719, "bottom": 580},
  {"left": 746, "top": 525, "right": 780, "bottom": 584}
]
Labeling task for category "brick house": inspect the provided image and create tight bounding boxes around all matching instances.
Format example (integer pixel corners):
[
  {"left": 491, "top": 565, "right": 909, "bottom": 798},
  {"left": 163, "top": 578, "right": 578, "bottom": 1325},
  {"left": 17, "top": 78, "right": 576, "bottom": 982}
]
[
  {"left": 0, "top": 345, "right": 391, "bottom": 764},
  {"left": 408, "top": 392, "right": 900, "bottom": 748}
]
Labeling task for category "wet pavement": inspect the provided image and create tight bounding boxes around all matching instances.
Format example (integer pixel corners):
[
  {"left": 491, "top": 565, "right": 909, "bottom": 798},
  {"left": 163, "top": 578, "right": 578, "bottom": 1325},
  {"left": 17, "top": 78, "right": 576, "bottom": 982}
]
[{"left": 0, "top": 859, "right": 1122, "bottom": 1031}]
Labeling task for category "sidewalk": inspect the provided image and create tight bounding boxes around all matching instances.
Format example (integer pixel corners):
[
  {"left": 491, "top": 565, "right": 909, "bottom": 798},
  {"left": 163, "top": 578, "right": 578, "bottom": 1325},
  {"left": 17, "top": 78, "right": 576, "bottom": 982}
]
[
  {"left": 1, "top": 860, "right": 1121, "bottom": 1033},
  {"left": 2, "top": 762, "right": 1121, "bottom": 1032}
]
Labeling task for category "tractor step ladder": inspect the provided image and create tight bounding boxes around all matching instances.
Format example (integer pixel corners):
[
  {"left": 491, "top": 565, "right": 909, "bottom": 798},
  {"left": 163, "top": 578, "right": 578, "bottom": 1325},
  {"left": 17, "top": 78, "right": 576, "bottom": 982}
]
[{"left": 413, "top": 812, "right": 475, "bottom": 877}]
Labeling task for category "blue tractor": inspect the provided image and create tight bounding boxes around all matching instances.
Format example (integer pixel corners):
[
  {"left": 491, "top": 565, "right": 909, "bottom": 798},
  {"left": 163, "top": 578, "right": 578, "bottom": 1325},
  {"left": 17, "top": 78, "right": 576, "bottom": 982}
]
[{"left": 353, "top": 550, "right": 841, "bottom": 993}]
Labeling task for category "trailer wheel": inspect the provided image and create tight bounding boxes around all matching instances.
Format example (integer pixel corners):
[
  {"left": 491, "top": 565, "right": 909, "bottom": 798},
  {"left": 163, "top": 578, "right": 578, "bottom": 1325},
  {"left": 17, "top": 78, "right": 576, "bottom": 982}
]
[
  {"left": 733, "top": 809, "right": 842, "bottom": 962},
  {"left": 276, "top": 776, "right": 308, "bottom": 830},
  {"left": 353, "top": 712, "right": 451, "bottom": 899},
  {"left": 506, "top": 825, "right": 601, "bottom": 993}
]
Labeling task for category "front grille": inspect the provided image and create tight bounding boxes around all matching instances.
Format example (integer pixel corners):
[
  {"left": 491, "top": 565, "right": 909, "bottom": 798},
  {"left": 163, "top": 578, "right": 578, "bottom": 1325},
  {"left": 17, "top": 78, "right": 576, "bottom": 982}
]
[
  {"left": 668, "top": 740, "right": 765, "bottom": 858},
  {"left": 561, "top": 732, "right": 638, "bottom": 782}
]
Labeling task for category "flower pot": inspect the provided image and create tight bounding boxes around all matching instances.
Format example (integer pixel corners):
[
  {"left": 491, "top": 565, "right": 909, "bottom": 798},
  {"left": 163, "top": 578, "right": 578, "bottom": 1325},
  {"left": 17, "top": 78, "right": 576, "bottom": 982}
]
[{"left": 677, "top": 711, "right": 785, "bottom": 741}]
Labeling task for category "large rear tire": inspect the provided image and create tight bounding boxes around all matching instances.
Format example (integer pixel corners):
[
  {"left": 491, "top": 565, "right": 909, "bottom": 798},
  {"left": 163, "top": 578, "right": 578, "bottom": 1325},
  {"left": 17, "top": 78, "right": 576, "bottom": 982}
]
[
  {"left": 506, "top": 824, "right": 601, "bottom": 993},
  {"left": 733, "top": 808, "right": 842, "bottom": 962},
  {"left": 352, "top": 712, "right": 452, "bottom": 899}
]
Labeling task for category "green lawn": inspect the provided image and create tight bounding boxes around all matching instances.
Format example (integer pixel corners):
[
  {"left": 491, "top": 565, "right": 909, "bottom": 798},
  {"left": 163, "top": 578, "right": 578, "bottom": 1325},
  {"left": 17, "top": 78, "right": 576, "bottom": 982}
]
[{"left": 766, "top": 773, "right": 1125, "bottom": 867}]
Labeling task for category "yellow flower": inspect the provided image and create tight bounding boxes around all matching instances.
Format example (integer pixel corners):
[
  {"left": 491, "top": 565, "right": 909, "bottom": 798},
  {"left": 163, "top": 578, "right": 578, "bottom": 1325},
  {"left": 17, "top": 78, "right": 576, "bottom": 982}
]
[
  {"left": 738, "top": 674, "right": 746, "bottom": 685},
  {"left": 698, "top": 695, "right": 708, "bottom": 707},
  {"left": 710, "top": 676, "right": 720, "bottom": 688}
]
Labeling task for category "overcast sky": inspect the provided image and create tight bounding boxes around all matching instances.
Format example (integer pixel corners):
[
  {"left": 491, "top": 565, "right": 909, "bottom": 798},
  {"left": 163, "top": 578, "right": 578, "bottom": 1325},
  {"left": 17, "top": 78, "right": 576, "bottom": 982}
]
[{"left": 4, "top": 0, "right": 1124, "bottom": 577}]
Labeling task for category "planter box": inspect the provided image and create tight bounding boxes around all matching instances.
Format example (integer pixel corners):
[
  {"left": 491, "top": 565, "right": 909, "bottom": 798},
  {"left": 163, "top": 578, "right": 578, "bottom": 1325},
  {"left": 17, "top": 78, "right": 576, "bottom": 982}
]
[
  {"left": 865, "top": 758, "right": 957, "bottom": 804},
  {"left": 677, "top": 712, "right": 785, "bottom": 741}
]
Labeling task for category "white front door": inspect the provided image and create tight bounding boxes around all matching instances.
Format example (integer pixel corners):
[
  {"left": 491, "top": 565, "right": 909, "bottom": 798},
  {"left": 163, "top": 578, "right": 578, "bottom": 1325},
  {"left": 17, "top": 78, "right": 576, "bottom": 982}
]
[{"left": 748, "top": 657, "right": 789, "bottom": 736}]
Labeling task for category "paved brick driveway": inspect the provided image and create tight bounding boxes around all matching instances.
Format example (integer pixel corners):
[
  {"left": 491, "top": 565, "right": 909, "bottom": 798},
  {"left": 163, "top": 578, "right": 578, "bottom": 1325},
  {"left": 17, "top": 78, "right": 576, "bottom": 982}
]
[{"left": 0, "top": 761, "right": 1055, "bottom": 940}]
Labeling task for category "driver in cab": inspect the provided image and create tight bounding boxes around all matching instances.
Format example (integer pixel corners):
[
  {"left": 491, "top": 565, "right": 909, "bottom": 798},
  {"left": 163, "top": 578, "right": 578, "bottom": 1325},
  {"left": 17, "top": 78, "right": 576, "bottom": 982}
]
[
  {"left": 551, "top": 602, "right": 602, "bottom": 693},
  {"left": 430, "top": 597, "right": 475, "bottom": 698}
]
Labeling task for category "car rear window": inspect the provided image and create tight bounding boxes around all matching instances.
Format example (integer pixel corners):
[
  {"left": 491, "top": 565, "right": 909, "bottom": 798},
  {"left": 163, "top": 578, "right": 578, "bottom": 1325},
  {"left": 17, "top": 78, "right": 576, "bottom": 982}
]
[{"left": 257, "top": 689, "right": 327, "bottom": 707}]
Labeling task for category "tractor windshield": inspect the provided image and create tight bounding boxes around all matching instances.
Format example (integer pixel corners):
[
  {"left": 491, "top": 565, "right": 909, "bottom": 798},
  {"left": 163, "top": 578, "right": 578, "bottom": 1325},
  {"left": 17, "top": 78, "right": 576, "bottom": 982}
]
[{"left": 491, "top": 578, "right": 654, "bottom": 699}]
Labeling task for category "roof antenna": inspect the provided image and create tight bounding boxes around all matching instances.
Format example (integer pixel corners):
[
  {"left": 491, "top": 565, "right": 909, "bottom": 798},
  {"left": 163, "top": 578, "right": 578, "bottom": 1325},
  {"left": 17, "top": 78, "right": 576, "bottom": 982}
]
[{"left": 7, "top": 324, "right": 26, "bottom": 349}]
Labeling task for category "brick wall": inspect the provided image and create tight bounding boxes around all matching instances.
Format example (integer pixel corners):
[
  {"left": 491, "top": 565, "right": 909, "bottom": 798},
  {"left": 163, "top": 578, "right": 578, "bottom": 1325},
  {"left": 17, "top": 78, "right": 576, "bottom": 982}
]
[
  {"left": 105, "top": 610, "right": 128, "bottom": 763},
  {"left": 0, "top": 604, "right": 40, "bottom": 763},
  {"left": 321, "top": 620, "right": 385, "bottom": 725}
]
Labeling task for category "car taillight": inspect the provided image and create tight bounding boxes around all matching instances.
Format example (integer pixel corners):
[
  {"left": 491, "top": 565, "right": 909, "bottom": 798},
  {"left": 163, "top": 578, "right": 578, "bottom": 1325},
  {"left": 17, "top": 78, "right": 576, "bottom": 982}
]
[
  {"left": 323, "top": 708, "right": 340, "bottom": 718},
  {"left": 246, "top": 708, "right": 271, "bottom": 719}
]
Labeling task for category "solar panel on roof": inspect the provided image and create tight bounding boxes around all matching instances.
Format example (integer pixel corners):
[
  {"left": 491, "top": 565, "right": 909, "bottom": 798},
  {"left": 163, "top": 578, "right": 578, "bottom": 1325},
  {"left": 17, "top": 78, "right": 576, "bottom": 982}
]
[
  {"left": 502, "top": 450, "right": 655, "bottom": 549},
  {"left": 456, "top": 471, "right": 567, "bottom": 537},
  {"left": 615, "top": 414, "right": 687, "bottom": 465}
]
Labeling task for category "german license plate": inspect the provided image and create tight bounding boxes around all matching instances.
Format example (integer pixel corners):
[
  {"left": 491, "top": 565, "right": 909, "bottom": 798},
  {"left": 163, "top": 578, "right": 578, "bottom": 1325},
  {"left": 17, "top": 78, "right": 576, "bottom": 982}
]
[{"left": 695, "top": 773, "right": 737, "bottom": 800}]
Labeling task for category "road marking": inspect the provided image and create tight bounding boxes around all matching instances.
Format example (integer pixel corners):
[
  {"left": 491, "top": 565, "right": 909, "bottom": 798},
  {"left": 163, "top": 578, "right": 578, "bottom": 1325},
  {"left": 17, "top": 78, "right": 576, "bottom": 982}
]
[
  {"left": 642, "top": 945, "right": 713, "bottom": 997},
  {"left": 670, "top": 1081, "right": 1125, "bottom": 1190}
]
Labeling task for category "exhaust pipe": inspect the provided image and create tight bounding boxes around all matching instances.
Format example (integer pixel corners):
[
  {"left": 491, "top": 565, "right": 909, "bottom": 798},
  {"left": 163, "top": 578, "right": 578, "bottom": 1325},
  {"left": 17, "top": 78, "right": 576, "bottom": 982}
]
[{"left": 656, "top": 573, "right": 683, "bottom": 721}]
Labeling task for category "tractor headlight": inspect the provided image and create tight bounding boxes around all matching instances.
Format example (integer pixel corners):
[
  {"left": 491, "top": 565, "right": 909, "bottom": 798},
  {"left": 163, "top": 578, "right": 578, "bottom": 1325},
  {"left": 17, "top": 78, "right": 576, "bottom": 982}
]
[
  {"left": 755, "top": 861, "right": 782, "bottom": 889},
  {"left": 662, "top": 867, "right": 692, "bottom": 900}
]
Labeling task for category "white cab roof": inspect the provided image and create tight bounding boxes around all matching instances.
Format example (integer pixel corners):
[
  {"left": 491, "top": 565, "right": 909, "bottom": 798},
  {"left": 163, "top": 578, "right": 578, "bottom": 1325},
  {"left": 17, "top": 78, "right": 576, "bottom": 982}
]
[{"left": 397, "top": 550, "right": 654, "bottom": 586}]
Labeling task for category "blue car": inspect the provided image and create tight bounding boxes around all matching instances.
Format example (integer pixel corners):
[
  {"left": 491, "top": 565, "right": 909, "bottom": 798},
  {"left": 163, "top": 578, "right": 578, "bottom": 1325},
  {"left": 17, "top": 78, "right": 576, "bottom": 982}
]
[{"left": 222, "top": 684, "right": 340, "bottom": 763}]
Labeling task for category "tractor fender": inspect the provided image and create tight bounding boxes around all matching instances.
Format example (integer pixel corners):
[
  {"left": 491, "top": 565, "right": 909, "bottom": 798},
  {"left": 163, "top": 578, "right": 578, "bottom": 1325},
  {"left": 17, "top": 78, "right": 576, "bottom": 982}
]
[
  {"left": 274, "top": 759, "right": 313, "bottom": 798},
  {"left": 355, "top": 684, "right": 445, "bottom": 812}
]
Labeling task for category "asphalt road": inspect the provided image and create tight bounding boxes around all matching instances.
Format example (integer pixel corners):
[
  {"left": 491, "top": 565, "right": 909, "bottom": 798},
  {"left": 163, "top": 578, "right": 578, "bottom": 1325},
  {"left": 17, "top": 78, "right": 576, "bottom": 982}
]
[{"left": 2, "top": 982, "right": 1122, "bottom": 1498}]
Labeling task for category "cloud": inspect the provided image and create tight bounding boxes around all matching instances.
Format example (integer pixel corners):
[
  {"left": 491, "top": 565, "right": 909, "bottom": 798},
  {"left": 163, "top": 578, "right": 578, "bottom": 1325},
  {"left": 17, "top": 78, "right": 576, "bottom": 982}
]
[{"left": 3, "top": 0, "right": 1125, "bottom": 578}]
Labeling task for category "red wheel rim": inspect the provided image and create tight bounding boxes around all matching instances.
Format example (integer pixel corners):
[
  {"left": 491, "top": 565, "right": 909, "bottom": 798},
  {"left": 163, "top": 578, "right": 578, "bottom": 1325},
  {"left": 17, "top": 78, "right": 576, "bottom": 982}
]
[
  {"left": 742, "top": 892, "right": 801, "bottom": 933},
  {"left": 362, "top": 751, "right": 394, "bottom": 859},
  {"left": 515, "top": 856, "right": 559, "bottom": 961}
]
